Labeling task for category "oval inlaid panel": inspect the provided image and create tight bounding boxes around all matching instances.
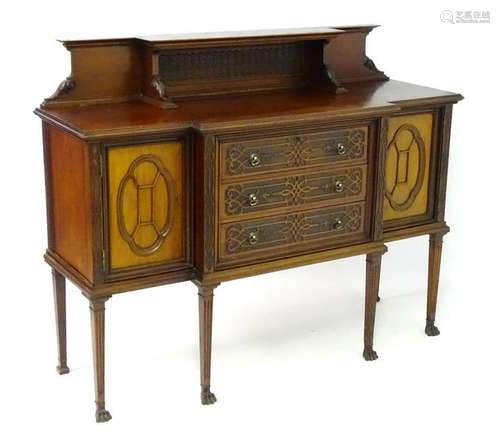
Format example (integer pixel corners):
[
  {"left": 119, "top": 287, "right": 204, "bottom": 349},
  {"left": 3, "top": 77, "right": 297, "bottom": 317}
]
[
  {"left": 385, "top": 124, "right": 426, "bottom": 211},
  {"left": 117, "top": 154, "right": 176, "bottom": 256}
]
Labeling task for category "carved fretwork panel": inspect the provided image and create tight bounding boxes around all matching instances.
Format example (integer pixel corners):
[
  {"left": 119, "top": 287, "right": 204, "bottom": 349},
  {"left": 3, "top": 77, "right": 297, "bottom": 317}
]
[
  {"left": 383, "top": 113, "right": 433, "bottom": 221},
  {"left": 107, "top": 142, "right": 185, "bottom": 270},
  {"left": 158, "top": 42, "right": 317, "bottom": 97},
  {"left": 221, "top": 127, "right": 368, "bottom": 180},
  {"left": 222, "top": 166, "right": 366, "bottom": 219},
  {"left": 160, "top": 43, "right": 306, "bottom": 82},
  {"left": 219, "top": 202, "right": 366, "bottom": 266}
]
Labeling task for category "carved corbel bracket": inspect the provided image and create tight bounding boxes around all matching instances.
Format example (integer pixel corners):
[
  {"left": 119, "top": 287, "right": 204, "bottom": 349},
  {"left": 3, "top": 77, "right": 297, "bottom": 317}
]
[
  {"left": 363, "top": 54, "right": 388, "bottom": 82},
  {"left": 140, "top": 75, "right": 178, "bottom": 109},
  {"left": 41, "top": 76, "right": 76, "bottom": 108},
  {"left": 364, "top": 56, "right": 384, "bottom": 74},
  {"left": 147, "top": 74, "right": 178, "bottom": 109}
]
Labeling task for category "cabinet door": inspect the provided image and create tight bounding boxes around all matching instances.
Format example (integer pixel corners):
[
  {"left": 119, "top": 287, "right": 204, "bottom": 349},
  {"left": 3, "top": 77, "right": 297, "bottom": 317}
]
[
  {"left": 106, "top": 141, "right": 186, "bottom": 273},
  {"left": 383, "top": 112, "right": 435, "bottom": 226}
]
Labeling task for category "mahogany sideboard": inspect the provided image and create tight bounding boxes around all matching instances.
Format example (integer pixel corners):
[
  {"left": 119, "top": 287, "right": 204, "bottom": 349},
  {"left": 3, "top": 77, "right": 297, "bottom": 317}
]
[{"left": 35, "top": 26, "right": 462, "bottom": 422}]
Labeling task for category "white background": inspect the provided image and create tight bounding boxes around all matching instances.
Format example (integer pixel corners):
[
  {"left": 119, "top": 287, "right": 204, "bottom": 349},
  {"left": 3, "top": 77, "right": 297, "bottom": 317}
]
[{"left": 0, "top": 1, "right": 499, "bottom": 438}]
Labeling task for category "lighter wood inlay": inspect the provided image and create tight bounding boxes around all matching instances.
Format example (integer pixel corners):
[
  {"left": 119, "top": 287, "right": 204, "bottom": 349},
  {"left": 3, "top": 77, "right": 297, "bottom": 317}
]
[
  {"left": 107, "top": 142, "right": 184, "bottom": 269},
  {"left": 383, "top": 113, "right": 433, "bottom": 221}
]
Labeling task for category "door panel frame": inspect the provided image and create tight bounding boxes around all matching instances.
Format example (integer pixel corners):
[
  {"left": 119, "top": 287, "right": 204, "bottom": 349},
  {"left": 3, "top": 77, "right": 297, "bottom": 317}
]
[
  {"left": 382, "top": 107, "right": 441, "bottom": 231},
  {"left": 100, "top": 130, "right": 193, "bottom": 282}
]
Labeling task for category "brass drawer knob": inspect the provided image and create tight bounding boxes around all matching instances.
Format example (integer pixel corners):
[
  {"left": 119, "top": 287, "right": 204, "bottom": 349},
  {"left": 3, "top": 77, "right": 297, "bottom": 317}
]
[
  {"left": 334, "top": 180, "right": 344, "bottom": 193},
  {"left": 333, "top": 219, "right": 344, "bottom": 231},
  {"left": 248, "top": 232, "right": 259, "bottom": 245},
  {"left": 249, "top": 153, "right": 260, "bottom": 167},
  {"left": 336, "top": 143, "right": 346, "bottom": 155},
  {"left": 248, "top": 193, "right": 258, "bottom": 206}
]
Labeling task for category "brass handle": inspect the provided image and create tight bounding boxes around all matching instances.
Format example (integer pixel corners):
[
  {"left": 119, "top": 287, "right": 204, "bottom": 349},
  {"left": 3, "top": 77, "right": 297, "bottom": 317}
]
[
  {"left": 249, "top": 153, "right": 260, "bottom": 167},
  {"left": 248, "top": 193, "right": 258, "bottom": 206},
  {"left": 336, "top": 143, "right": 346, "bottom": 155},
  {"left": 248, "top": 232, "right": 258, "bottom": 245},
  {"left": 334, "top": 180, "right": 344, "bottom": 193},
  {"left": 333, "top": 219, "right": 344, "bottom": 231}
]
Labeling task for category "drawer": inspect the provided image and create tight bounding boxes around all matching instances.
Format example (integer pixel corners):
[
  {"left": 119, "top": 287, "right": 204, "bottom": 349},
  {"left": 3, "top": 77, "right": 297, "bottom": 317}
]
[
  {"left": 218, "top": 202, "right": 367, "bottom": 267},
  {"left": 220, "top": 165, "right": 367, "bottom": 221},
  {"left": 220, "top": 126, "right": 368, "bottom": 180}
]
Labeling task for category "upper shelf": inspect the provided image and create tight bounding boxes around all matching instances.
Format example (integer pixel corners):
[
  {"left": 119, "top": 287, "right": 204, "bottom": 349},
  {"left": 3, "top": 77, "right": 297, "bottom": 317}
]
[
  {"left": 42, "top": 26, "right": 389, "bottom": 110},
  {"left": 61, "top": 27, "right": 348, "bottom": 49},
  {"left": 142, "top": 27, "right": 344, "bottom": 40}
]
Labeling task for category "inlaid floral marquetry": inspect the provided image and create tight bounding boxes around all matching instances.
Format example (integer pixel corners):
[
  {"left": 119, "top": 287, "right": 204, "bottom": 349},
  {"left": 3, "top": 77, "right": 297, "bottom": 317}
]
[
  {"left": 221, "top": 127, "right": 368, "bottom": 179},
  {"left": 222, "top": 166, "right": 366, "bottom": 218},
  {"left": 383, "top": 113, "right": 434, "bottom": 221},
  {"left": 219, "top": 202, "right": 366, "bottom": 263},
  {"left": 107, "top": 142, "right": 185, "bottom": 270}
]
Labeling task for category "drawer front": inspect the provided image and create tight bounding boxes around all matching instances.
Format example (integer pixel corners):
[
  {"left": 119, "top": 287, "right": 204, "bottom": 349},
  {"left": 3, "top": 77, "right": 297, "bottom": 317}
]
[
  {"left": 221, "top": 165, "right": 367, "bottom": 220},
  {"left": 220, "top": 126, "right": 368, "bottom": 180},
  {"left": 383, "top": 112, "right": 434, "bottom": 224},
  {"left": 218, "top": 202, "right": 367, "bottom": 267}
]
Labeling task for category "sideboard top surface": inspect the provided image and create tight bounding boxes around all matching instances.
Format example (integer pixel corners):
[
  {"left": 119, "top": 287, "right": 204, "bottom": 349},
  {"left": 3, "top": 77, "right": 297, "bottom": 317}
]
[{"left": 36, "top": 80, "right": 462, "bottom": 139}]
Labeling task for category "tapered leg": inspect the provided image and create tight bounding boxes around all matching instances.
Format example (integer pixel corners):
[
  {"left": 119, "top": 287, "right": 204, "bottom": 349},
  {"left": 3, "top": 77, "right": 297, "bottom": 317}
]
[
  {"left": 376, "top": 247, "right": 388, "bottom": 303},
  {"left": 425, "top": 233, "right": 444, "bottom": 336},
  {"left": 89, "top": 296, "right": 112, "bottom": 423},
  {"left": 52, "top": 269, "right": 69, "bottom": 375},
  {"left": 363, "top": 250, "right": 384, "bottom": 361},
  {"left": 198, "top": 284, "right": 218, "bottom": 405}
]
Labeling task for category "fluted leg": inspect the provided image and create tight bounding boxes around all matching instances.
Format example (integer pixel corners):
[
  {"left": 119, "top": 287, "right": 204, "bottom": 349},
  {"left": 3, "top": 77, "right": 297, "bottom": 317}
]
[
  {"left": 89, "top": 296, "right": 112, "bottom": 423},
  {"left": 198, "top": 284, "right": 218, "bottom": 405},
  {"left": 363, "top": 250, "right": 384, "bottom": 361},
  {"left": 52, "top": 269, "right": 69, "bottom": 375},
  {"left": 425, "top": 233, "right": 444, "bottom": 336}
]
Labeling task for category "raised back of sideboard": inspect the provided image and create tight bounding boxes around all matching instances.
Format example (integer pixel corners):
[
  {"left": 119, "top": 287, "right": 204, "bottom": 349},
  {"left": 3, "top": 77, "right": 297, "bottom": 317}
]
[{"left": 42, "top": 26, "right": 388, "bottom": 110}]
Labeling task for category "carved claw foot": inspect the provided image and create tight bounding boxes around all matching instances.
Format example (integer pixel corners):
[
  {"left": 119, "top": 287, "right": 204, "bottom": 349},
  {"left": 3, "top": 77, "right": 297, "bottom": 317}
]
[
  {"left": 56, "top": 365, "right": 70, "bottom": 375},
  {"left": 201, "top": 387, "right": 217, "bottom": 405},
  {"left": 425, "top": 321, "right": 440, "bottom": 337},
  {"left": 363, "top": 348, "right": 379, "bottom": 361},
  {"left": 95, "top": 409, "right": 112, "bottom": 423}
]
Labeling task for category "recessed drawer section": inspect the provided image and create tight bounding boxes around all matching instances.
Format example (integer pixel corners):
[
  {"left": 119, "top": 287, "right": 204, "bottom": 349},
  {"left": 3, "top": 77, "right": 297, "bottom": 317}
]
[
  {"left": 218, "top": 202, "right": 367, "bottom": 267},
  {"left": 220, "top": 126, "right": 368, "bottom": 180},
  {"left": 220, "top": 165, "right": 367, "bottom": 221}
]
